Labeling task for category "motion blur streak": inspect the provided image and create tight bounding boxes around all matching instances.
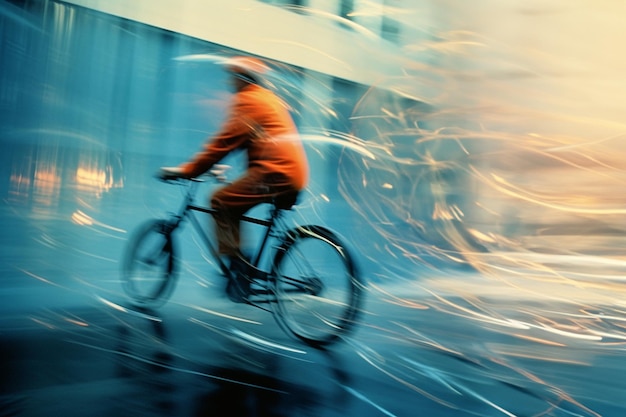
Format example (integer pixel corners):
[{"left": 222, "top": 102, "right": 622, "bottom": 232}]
[
  {"left": 3, "top": 1, "right": 626, "bottom": 416},
  {"left": 342, "top": 385, "right": 399, "bottom": 417}
]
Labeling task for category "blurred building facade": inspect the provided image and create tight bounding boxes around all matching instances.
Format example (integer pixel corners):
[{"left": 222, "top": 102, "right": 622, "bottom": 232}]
[{"left": 5, "top": 0, "right": 623, "bottom": 275}]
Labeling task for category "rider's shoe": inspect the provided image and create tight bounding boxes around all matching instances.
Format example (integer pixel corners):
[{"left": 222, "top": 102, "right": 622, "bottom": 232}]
[{"left": 225, "top": 254, "right": 252, "bottom": 303}]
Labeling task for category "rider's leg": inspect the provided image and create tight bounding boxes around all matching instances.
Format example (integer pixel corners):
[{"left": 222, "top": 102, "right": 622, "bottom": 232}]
[
  {"left": 210, "top": 171, "right": 297, "bottom": 257},
  {"left": 210, "top": 171, "right": 299, "bottom": 301}
]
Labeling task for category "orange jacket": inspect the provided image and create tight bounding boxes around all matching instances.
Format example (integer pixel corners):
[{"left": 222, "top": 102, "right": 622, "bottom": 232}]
[{"left": 180, "top": 83, "right": 309, "bottom": 190}]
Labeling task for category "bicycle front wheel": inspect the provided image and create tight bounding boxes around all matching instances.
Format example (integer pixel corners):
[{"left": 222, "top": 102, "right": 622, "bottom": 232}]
[
  {"left": 271, "top": 225, "right": 364, "bottom": 347},
  {"left": 121, "top": 219, "right": 178, "bottom": 308}
]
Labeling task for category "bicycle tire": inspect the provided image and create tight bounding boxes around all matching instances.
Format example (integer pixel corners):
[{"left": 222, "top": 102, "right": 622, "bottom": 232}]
[
  {"left": 271, "top": 225, "right": 364, "bottom": 347},
  {"left": 121, "top": 219, "right": 178, "bottom": 308}
]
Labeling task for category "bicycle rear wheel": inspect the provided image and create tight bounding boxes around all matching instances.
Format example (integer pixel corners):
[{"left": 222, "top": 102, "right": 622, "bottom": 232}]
[
  {"left": 121, "top": 219, "right": 178, "bottom": 308},
  {"left": 271, "top": 225, "right": 364, "bottom": 347}
]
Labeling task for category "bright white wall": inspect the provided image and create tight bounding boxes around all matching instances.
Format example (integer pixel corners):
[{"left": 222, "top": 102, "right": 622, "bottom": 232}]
[{"left": 63, "top": 0, "right": 408, "bottom": 86}]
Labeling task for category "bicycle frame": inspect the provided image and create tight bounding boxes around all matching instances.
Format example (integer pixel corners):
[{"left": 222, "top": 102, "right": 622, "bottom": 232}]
[
  {"left": 167, "top": 178, "right": 285, "bottom": 287},
  {"left": 124, "top": 171, "right": 364, "bottom": 347}
]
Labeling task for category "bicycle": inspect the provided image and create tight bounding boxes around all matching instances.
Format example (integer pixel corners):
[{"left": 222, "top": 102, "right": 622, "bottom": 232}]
[{"left": 121, "top": 165, "right": 365, "bottom": 347}]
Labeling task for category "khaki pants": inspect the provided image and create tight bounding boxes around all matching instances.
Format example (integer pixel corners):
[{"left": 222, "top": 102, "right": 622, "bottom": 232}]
[{"left": 210, "top": 170, "right": 299, "bottom": 256}]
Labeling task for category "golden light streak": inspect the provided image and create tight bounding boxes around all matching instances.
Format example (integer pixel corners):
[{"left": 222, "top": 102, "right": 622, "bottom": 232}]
[
  {"left": 511, "top": 333, "right": 567, "bottom": 347},
  {"left": 30, "top": 317, "right": 56, "bottom": 330},
  {"left": 422, "top": 287, "right": 530, "bottom": 330},
  {"left": 64, "top": 317, "right": 89, "bottom": 327},
  {"left": 369, "top": 283, "right": 429, "bottom": 310},
  {"left": 490, "top": 350, "right": 588, "bottom": 366},
  {"left": 301, "top": 133, "right": 377, "bottom": 160},
  {"left": 18, "top": 268, "right": 59, "bottom": 287},
  {"left": 481, "top": 170, "right": 626, "bottom": 215}
]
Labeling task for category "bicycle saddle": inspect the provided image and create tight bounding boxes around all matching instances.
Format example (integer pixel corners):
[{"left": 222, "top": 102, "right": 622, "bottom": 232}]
[{"left": 274, "top": 190, "right": 299, "bottom": 210}]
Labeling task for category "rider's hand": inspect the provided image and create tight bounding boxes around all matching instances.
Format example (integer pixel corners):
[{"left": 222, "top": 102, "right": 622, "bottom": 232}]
[{"left": 157, "top": 166, "right": 185, "bottom": 181}]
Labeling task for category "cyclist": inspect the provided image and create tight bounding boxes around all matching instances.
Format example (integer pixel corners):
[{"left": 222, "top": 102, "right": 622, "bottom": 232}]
[{"left": 159, "top": 56, "right": 309, "bottom": 301}]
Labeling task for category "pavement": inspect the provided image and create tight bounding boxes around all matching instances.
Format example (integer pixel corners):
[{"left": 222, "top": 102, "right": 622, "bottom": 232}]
[{"left": 2, "top": 259, "right": 626, "bottom": 417}]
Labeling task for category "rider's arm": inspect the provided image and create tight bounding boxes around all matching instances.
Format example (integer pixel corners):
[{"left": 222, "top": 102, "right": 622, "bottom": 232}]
[{"left": 178, "top": 92, "right": 259, "bottom": 179}]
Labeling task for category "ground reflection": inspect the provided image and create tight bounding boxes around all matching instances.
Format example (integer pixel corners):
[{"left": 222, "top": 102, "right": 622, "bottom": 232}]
[
  {"left": 114, "top": 309, "right": 177, "bottom": 416},
  {"left": 109, "top": 304, "right": 354, "bottom": 417}
]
